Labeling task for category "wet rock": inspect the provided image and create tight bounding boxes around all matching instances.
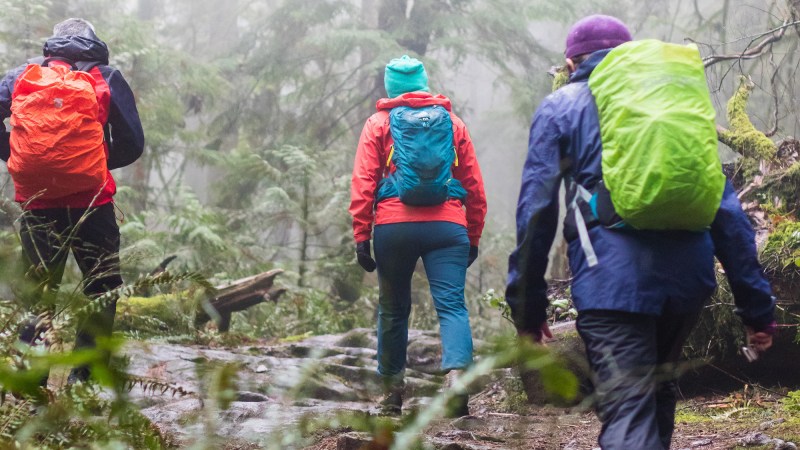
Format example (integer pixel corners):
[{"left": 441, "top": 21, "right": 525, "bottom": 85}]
[
  {"left": 437, "top": 444, "right": 466, "bottom": 450},
  {"left": 236, "top": 391, "right": 271, "bottom": 402},
  {"left": 286, "top": 345, "right": 343, "bottom": 358},
  {"left": 140, "top": 398, "right": 202, "bottom": 424},
  {"left": 337, "top": 432, "right": 376, "bottom": 450},
  {"left": 760, "top": 418, "right": 787, "bottom": 430},
  {"left": 738, "top": 432, "right": 773, "bottom": 446},
  {"left": 124, "top": 329, "right": 496, "bottom": 446},
  {"left": 295, "top": 372, "right": 362, "bottom": 402},
  {"left": 451, "top": 415, "right": 486, "bottom": 431},
  {"left": 221, "top": 402, "right": 267, "bottom": 422},
  {"left": 406, "top": 332, "right": 443, "bottom": 374},
  {"left": 335, "top": 328, "right": 378, "bottom": 349}
]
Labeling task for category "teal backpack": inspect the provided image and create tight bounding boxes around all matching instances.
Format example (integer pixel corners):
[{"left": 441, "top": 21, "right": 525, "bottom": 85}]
[
  {"left": 571, "top": 40, "right": 726, "bottom": 267},
  {"left": 376, "top": 105, "right": 466, "bottom": 206}
]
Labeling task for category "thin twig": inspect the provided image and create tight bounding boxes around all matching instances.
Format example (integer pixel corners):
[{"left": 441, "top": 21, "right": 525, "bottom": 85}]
[{"left": 702, "top": 20, "right": 798, "bottom": 67}]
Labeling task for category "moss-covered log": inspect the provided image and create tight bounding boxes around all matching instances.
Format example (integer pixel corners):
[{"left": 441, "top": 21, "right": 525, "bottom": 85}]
[{"left": 117, "top": 269, "right": 286, "bottom": 334}]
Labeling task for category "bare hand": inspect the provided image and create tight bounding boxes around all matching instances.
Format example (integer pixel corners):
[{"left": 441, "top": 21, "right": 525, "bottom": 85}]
[
  {"left": 745, "top": 326, "right": 773, "bottom": 353},
  {"left": 519, "top": 321, "right": 553, "bottom": 344}
]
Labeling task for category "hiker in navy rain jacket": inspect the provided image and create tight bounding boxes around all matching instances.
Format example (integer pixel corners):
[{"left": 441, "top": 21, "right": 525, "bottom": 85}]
[
  {"left": 506, "top": 15, "right": 775, "bottom": 450},
  {"left": 0, "top": 18, "right": 144, "bottom": 386}
]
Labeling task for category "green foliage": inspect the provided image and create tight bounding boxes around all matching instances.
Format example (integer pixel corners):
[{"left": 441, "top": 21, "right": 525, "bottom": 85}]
[
  {"left": 116, "top": 293, "right": 197, "bottom": 336},
  {"left": 784, "top": 391, "right": 800, "bottom": 414},
  {"left": 480, "top": 288, "right": 513, "bottom": 324},
  {"left": 761, "top": 219, "right": 800, "bottom": 300},
  {"left": 232, "top": 289, "right": 375, "bottom": 339},
  {"left": 551, "top": 65, "right": 570, "bottom": 91},
  {"left": 762, "top": 160, "right": 800, "bottom": 216},
  {"left": 763, "top": 220, "right": 800, "bottom": 272},
  {"left": 1, "top": 384, "right": 171, "bottom": 449},
  {"left": 684, "top": 273, "right": 743, "bottom": 361}
]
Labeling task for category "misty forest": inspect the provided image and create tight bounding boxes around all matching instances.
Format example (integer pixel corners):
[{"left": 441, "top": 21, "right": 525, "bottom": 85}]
[{"left": 0, "top": 0, "right": 799, "bottom": 449}]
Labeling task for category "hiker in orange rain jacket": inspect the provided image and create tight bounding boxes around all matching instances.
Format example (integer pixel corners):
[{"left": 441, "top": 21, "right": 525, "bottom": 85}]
[
  {"left": 0, "top": 18, "right": 144, "bottom": 386},
  {"left": 349, "top": 55, "right": 487, "bottom": 416}
]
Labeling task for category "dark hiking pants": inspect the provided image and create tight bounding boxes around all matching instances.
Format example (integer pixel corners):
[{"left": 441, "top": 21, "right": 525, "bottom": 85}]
[
  {"left": 17, "top": 203, "right": 123, "bottom": 383},
  {"left": 577, "top": 308, "right": 702, "bottom": 450}
]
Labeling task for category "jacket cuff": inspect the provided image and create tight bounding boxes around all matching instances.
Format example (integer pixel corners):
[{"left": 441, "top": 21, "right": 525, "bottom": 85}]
[
  {"left": 744, "top": 318, "right": 778, "bottom": 335},
  {"left": 354, "top": 230, "right": 372, "bottom": 244}
]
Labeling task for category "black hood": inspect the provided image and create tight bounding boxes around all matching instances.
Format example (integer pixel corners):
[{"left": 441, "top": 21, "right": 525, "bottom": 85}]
[{"left": 42, "top": 35, "right": 109, "bottom": 65}]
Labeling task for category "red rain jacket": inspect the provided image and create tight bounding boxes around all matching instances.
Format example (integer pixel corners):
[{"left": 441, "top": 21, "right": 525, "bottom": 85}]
[{"left": 349, "top": 92, "right": 487, "bottom": 246}]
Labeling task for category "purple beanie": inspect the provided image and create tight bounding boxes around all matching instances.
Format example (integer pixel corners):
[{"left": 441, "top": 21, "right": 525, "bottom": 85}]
[{"left": 565, "top": 14, "right": 632, "bottom": 59}]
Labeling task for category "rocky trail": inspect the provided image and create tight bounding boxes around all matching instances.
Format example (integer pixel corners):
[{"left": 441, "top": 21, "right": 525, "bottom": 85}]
[{"left": 123, "top": 328, "right": 800, "bottom": 449}]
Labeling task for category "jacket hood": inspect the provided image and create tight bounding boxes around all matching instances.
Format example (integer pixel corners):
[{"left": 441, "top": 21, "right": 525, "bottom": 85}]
[
  {"left": 376, "top": 92, "right": 452, "bottom": 111},
  {"left": 570, "top": 48, "right": 612, "bottom": 83},
  {"left": 43, "top": 35, "right": 109, "bottom": 65}
]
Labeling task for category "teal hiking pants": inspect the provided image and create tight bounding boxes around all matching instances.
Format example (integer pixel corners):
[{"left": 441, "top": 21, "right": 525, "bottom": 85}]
[{"left": 373, "top": 221, "right": 472, "bottom": 379}]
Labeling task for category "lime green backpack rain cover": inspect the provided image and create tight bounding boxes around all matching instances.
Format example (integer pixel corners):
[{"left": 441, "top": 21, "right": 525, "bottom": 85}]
[{"left": 588, "top": 39, "right": 725, "bottom": 230}]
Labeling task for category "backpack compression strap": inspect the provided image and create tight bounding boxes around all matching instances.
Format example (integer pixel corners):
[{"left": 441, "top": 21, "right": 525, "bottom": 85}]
[
  {"left": 568, "top": 181, "right": 599, "bottom": 267},
  {"left": 385, "top": 145, "right": 459, "bottom": 167}
]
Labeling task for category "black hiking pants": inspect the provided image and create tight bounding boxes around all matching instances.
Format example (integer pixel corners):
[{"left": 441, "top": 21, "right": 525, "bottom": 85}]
[
  {"left": 577, "top": 308, "right": 702, "bottom": 450},
  {"left": 17, "top": 203, "right": 123, "bottom": 383}
]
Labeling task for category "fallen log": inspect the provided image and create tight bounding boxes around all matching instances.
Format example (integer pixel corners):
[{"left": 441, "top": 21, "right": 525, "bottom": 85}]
[{"left": 195, "top": 269, "right": 287, "bottom": 332}]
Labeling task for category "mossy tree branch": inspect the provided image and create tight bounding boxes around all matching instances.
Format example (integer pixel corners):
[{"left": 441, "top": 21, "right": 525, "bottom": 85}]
[{"left": 717, "top": 76, "right": 777, "bottom": 161}]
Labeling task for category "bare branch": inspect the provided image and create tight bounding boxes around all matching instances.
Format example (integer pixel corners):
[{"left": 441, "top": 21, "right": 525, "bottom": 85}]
[{"left": 702, "top": 20, "right": 799, "bottom": 67}]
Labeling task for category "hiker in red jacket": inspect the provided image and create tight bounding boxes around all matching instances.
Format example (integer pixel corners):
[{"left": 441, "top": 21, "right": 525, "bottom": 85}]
[
  {"left": 349, "top": 55, "right": 487, "bottom": 416},
  {"left": 0, "top": 18, "right": 144, "bottom": 386}
]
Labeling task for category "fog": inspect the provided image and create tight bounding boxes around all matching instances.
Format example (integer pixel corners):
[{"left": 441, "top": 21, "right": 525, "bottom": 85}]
[{"left": 0, "top": 0, "right": 797, "bottom": 288}]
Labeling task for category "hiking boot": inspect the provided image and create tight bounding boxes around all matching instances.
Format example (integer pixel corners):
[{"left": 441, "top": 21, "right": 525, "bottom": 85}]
[
  {"left": 443, "top": 369, "right": 470, "bottom": 418},
  {"left": 378, "top": 380, "right": 404, "bottom": 416}
]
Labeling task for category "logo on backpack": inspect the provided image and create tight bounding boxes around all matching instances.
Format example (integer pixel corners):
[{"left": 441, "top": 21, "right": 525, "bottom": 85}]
[
  {"left": 8, "top": 61, "right": 107, "bottom": 202},
  {"left": 376, "top": 105, "right": 467, "bottom": 206}
]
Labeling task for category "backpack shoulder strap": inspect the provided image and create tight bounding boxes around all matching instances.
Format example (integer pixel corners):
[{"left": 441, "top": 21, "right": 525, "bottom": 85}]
[
  {"left": 42, "top": 56, "right": 78, "bottom": 70},
  {"left": 74, "top": 61, "right": 101, "bottom": 73},
  {"left": 42, "top": 57, "right": 101, "bottom": 73}
]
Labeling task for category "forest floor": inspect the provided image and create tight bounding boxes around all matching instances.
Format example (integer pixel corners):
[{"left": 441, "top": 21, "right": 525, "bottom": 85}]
[
  {"left": 116, "top": 330, "right": 800, "bottom": 450},
  {"left": 306, "top": 385, "right": 800, "bottom": 450}
]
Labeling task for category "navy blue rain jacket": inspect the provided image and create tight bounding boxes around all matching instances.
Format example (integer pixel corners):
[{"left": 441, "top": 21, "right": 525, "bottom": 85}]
[{"left": 506, "top": 50, "right": 775, "bottom": 334}]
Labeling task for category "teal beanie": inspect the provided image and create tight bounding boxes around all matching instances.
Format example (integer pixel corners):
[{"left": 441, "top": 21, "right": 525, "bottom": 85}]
[{"left": 384, "top": 55, "right": 430, "bottom": 98}]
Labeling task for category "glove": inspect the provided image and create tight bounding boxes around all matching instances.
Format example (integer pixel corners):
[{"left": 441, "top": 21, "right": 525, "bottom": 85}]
[
  {"left": 467, "top": 246, "right": 479, "bottom": 267},
  {"left": 356, "top": 240, "right": 377, "bottom": 272}
]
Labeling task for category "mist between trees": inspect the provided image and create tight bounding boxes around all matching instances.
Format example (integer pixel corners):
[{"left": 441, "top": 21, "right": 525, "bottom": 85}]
[{"left": 0, "top": 0, "right": 797, "bottom": 346}]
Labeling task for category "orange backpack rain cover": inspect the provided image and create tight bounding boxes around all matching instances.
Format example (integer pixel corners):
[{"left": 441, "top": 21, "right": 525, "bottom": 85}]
[{"left": 9, "top": 63, "right": 107, "bottom": 201}]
